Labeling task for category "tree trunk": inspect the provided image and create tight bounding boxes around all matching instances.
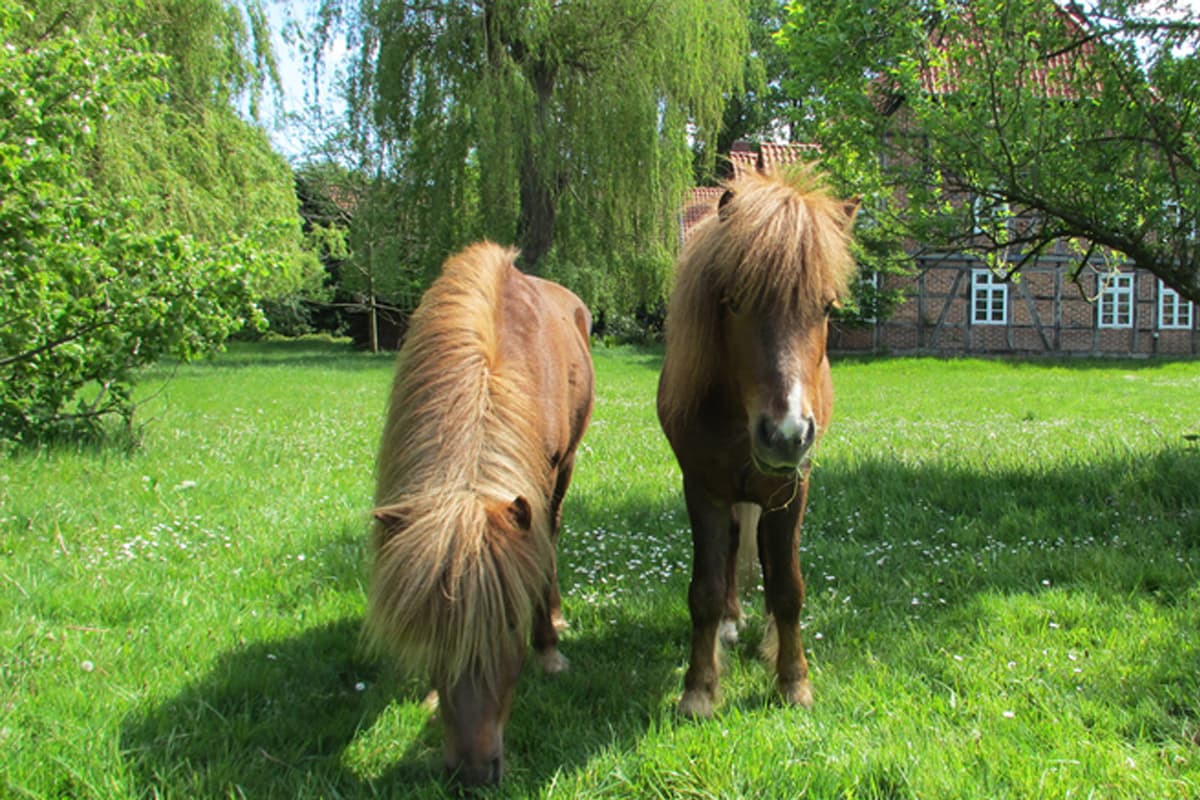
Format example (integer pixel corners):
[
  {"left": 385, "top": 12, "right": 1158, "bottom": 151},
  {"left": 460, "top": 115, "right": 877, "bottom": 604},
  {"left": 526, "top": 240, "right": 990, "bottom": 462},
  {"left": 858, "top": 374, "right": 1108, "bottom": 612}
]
[
  {"left": 367, "top": 273, "right": 379, "bottom": 354},
  {"left": 516, "top": 60, "right": 559, "bottom": 273},
  {"left": 368, "top": 298, "right": 379, "bottom": 354},
  {"left": 518, "top": 154, "right": 556, "bottom": 272}
]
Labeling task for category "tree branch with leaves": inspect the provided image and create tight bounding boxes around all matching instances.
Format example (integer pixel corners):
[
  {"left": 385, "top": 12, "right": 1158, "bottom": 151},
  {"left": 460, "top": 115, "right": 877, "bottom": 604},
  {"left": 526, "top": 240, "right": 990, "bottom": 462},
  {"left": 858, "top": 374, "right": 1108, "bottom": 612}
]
[{"left": 781, "top": 0, "right": 1200, "bottom": 303}]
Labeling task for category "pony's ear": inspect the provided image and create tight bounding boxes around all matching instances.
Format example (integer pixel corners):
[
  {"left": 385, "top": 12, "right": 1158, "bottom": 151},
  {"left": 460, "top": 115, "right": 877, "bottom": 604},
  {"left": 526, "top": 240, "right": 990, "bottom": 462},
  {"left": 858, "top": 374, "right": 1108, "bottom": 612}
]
[
  {"left": 717, "top": 189, "right": 735, "bottom": 220},
  {"left": 373, "top": 507, "right": 405, "bottom": 529},
  {"left": 841, "top": 198, "right": 862, "bottom": 228},
  {"left": 507, "top": 496, "right": 533, "bottom": 531}
]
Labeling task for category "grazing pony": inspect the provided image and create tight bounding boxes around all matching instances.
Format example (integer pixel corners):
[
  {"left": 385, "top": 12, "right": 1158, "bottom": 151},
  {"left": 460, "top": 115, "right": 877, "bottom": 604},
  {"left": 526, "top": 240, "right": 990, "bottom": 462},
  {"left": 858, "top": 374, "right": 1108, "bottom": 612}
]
[
  {"left": 368, "top": 242, "right": 594, "bottom": 785},
  {"left": 657, "top": 167, "right": 858, "bottom": 717}
]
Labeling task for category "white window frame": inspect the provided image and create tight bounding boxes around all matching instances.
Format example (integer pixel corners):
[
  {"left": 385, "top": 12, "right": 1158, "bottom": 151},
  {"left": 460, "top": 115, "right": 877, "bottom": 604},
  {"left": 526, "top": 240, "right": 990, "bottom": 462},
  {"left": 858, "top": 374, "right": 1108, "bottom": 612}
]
[
  {"left": 971, "top": 192, "right": 1013, "bottom": 238},
  {"left": 1097, "top": 272, "right": 1135, "bottom": 329},
  {"left": 970, "top": 268, "right": 1008, "bottom": 325},
  {"left": 856, "top": 270, "right": 880, "bottom": 324},
  {"left": 1163, "top": 200, "right": 1199, "bottom": 241},
  {"left": 1158, "top": 280, "right": 1194, "bottom": 330}
]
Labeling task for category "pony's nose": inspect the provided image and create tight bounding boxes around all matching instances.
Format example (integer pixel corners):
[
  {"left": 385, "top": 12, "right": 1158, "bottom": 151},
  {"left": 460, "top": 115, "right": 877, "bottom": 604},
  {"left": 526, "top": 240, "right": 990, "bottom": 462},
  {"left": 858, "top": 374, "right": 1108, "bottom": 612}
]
[
  {"left": 448, "top": 755, "right": 504, "bottom": 787},
  {"left": 754, "top": 413, "right": 816, "bottom": 470}
]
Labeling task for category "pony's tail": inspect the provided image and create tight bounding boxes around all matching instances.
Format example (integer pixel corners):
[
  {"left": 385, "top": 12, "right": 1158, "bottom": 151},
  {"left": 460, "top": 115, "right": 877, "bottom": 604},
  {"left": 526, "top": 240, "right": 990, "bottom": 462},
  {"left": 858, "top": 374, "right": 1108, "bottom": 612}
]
[{"left": 365, "top": 490, "right": 552, "bottom": 690}]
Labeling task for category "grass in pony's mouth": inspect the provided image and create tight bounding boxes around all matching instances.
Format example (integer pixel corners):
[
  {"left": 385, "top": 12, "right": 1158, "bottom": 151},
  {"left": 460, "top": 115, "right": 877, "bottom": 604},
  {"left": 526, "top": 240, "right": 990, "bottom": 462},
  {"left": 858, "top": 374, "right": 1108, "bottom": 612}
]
[
  {"left": 2, "top": 340, "right": 1199, "bottom": 799},
  {"left": 750, "top": 450, "right": 808, "bottom": 482}
]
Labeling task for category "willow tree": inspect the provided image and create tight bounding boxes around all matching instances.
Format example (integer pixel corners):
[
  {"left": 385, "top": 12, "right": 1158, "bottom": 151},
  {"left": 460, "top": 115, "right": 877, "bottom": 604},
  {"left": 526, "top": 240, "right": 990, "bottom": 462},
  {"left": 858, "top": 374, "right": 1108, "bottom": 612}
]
[
  {"left": 316, "top": 0, "right": 747, "bottom": 313},
  {"left": 90, "top": 0, "right": 309, "bottom": 281}
]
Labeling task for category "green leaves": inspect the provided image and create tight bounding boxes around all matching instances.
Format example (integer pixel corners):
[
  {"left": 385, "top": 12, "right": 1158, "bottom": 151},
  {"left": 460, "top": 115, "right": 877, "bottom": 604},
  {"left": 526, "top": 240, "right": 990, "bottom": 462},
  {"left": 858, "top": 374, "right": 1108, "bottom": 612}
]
[
  {"left": 0, "top": 2, "right": 309, "bottom": 442},
  {"left": 0, "top": 220, "right": 267, "bottom": 440}
]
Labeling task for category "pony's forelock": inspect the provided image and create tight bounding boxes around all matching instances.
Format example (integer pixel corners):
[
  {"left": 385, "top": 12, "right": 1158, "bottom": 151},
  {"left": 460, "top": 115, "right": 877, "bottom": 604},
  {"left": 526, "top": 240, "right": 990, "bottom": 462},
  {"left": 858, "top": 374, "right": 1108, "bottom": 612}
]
[{"left": 366, "top": 490, "right": 550, "bottom": 690}]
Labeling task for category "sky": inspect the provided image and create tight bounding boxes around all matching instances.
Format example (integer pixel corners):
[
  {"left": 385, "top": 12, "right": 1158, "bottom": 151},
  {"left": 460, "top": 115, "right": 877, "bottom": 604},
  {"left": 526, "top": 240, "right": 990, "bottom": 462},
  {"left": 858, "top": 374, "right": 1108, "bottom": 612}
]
[{"left": 263, "top": 1, "right": 348, "bottom": 159}]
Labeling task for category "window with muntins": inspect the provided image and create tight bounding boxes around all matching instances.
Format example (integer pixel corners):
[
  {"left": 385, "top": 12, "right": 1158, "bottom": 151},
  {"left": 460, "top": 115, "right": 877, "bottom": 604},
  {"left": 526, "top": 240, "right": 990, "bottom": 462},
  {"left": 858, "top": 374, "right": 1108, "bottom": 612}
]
[
  {"left": 856, "top": 271, "right": 880, "bottom": 324},
  {"left": 971, "top": 193, "right": 1013, "bottom": 238},
  {"left": 1097, "top": 273, "right": 1134, "bottom": 329},
  {"left": 971, "top": 269, "right": 1007, "bottom": 325},
  {"left": 1158, "top": 280, "right": 1194, "bottom": 329}
]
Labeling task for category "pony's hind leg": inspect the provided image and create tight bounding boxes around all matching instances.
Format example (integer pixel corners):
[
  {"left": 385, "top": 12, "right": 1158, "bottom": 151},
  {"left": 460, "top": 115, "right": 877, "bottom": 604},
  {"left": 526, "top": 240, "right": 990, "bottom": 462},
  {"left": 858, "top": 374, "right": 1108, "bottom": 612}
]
[
  {"left": 720, "top": 503, "right": 761, "bottom": 646},
  {"left": 534, "top": 453, "right": 575, "bottom": 674},
  {"left": 760, "top": 486, "right": 813, "bottom": 709},
  {"left": 718, "top": 507, "right": 743, "bottom": 647},
  {"left": 718, "top": 527, "right": 742, "bottom": 648}
]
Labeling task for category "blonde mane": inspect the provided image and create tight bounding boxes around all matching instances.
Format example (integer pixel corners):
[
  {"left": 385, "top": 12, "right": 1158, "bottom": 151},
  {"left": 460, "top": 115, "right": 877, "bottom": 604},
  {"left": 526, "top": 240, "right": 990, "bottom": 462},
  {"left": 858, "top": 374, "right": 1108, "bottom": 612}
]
[
  {"left": 660, "top": 166, "right": 858, "bottom": 425},
  {"left": 367, "top": 242, "right": 553, "bottom": 690}
]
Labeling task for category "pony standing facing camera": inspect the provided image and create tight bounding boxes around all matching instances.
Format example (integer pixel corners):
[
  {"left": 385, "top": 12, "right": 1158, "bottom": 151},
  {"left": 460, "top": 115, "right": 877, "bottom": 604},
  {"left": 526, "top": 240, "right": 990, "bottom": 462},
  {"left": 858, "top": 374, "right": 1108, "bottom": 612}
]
[
  {"left": 368, "top": 242, "right": 594, "bottom": 786},
  {"left": 657, "top": 166, "right": 859, "bottom": 718}
]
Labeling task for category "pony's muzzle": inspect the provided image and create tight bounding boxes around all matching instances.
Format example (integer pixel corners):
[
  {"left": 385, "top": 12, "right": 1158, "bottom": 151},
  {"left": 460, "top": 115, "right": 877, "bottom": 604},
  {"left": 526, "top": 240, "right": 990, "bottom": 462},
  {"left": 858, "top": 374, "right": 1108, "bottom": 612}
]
[
  {"left": 439, "top": 673, "right": 512, "bottom": 788},
  {"left": 447, "top": 753, "right": 503, "bottom": 787},
  {"left": 753, "top": 413, "right": 816, "bottom": 474}
]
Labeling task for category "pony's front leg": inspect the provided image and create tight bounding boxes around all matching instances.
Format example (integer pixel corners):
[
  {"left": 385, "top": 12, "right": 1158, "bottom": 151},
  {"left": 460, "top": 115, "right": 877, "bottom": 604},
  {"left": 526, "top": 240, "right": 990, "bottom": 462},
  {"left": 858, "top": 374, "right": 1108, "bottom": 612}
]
[
  {"left": 679, "top": 479, "right": 732, "bottom": 718},
  {"left": 760, "top": 482, "right": 813, "bottom": 709},
  {"left": 532, "top": 572, "right": 568, "bottom": 674},
  {"left": 718, "top": 517, "right": 743, "bottom": 647}
]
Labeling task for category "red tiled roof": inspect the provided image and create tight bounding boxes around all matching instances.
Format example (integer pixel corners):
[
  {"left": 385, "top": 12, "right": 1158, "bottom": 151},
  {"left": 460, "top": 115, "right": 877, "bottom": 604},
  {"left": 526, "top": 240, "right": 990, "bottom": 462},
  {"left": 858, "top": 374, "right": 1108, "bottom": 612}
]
[
  {"left": 729, "top": 150, "right": 758, "bottom": 180},
  {"left": 759, "top": 142, "right": 821, "bottom": 174},
  {"left": 682, "top": 186, "right": 725, "bottom": 239},
  {"left": 898, "top": 5, "right": 1097, "bottom": 104},
  {"left": 325, "top": 184, "right": 360, "bottom": 215},
  {"left": 683, "top": 142, "right": 822, "bottom": 240}
]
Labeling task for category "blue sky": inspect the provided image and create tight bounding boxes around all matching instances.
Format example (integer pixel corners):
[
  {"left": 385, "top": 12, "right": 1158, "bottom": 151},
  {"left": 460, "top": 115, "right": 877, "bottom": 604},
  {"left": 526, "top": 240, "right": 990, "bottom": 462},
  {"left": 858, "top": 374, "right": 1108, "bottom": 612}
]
[{"left": 263, "top": 1, "right": 348, "bottom": 159}]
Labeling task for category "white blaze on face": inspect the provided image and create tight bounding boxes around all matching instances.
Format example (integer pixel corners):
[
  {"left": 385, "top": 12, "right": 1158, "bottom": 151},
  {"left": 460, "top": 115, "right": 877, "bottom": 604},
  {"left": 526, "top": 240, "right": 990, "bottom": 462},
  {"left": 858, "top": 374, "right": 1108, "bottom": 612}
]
[{"left": 776, "top": 377, "right": 809, "bottom": 438}]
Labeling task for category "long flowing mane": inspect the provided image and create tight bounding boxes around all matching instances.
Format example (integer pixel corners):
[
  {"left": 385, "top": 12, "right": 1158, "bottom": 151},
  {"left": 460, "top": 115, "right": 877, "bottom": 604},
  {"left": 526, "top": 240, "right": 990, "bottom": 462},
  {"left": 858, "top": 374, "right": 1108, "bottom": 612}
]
[
  {"left": 368, "top": 242, "right": 552, "bottom": 690},
  {"left": 660, "top": 166, "right": 858, "bottom": 425}
]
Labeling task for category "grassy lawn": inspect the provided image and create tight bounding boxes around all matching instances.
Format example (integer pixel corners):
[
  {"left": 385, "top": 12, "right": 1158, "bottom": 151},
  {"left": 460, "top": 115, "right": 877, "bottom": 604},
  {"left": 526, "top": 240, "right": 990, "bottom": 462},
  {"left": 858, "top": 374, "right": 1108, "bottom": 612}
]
[{"left": 2, "top": 340, "right": 1199, "bottom": 798}]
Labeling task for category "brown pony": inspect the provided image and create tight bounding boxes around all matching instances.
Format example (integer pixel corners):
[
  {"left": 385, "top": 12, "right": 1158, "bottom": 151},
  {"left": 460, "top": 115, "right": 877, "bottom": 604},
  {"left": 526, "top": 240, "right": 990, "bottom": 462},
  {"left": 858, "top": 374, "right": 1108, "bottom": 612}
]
[
  {"left": 368, "top": 242, "right": 594, "bottom": 785},
  {"left": 657, "top": 167, "right": 858, "bottom": 718}
]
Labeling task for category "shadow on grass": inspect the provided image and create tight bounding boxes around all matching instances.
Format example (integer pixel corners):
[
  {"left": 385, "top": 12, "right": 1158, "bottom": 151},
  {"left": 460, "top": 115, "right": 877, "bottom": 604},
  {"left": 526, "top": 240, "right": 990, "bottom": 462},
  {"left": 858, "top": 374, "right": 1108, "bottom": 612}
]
[
  {"left": 120, "top": 618, "right": 388, "bottom": 796},
  {"left": 649, "top": 439, "right": 1200, "bottom": 702},
  {"left": 368, "top": 613, "right": 683, "bottom": 796},
  {"left": 120, "top": 588, "right": 680, "bottom": 798},
  {"left": 800, "top": 444, "right": 1200, "bottom": 724},
  {"left": 121, "top": 614, "right": 686, "bottom": 796}
]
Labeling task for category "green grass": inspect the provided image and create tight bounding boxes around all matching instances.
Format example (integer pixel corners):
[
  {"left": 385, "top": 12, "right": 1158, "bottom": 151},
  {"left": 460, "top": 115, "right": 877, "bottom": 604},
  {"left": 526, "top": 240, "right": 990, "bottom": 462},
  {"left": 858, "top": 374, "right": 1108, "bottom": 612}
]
[{"left": 2, "top": 340, "right": 1199, "bottom": 798}]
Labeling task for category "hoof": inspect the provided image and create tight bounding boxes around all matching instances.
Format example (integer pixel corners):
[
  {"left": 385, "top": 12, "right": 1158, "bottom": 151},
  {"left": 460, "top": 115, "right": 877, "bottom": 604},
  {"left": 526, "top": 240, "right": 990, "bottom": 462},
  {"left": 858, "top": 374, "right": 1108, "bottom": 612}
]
[
  {"left": 678, "top": 689, "right": 715, "bottom": 719},
  {"left": 780, "top": 679, "right": 813, "bottom": 709},
  {"left": 538, "top": 648, "right": 570, "bottom": 674},
  {"left": 718, "top": 619, "right": 740, "bottom": 647}
]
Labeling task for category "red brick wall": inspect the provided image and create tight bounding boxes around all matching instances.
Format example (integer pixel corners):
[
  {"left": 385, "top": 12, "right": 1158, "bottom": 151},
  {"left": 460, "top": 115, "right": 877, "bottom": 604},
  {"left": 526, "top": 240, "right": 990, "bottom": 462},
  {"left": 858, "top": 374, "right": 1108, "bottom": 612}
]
[{"left": 833, "top": 262, "right": 1199, "bottom": 357}]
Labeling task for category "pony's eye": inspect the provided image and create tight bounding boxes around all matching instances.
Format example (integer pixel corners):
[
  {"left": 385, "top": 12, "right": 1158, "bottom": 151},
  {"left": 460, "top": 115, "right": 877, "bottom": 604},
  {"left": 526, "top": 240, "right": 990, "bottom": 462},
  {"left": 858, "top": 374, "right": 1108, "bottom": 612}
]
[{"left": 723, "top": 295, "right": 741, "bottom": 314}]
